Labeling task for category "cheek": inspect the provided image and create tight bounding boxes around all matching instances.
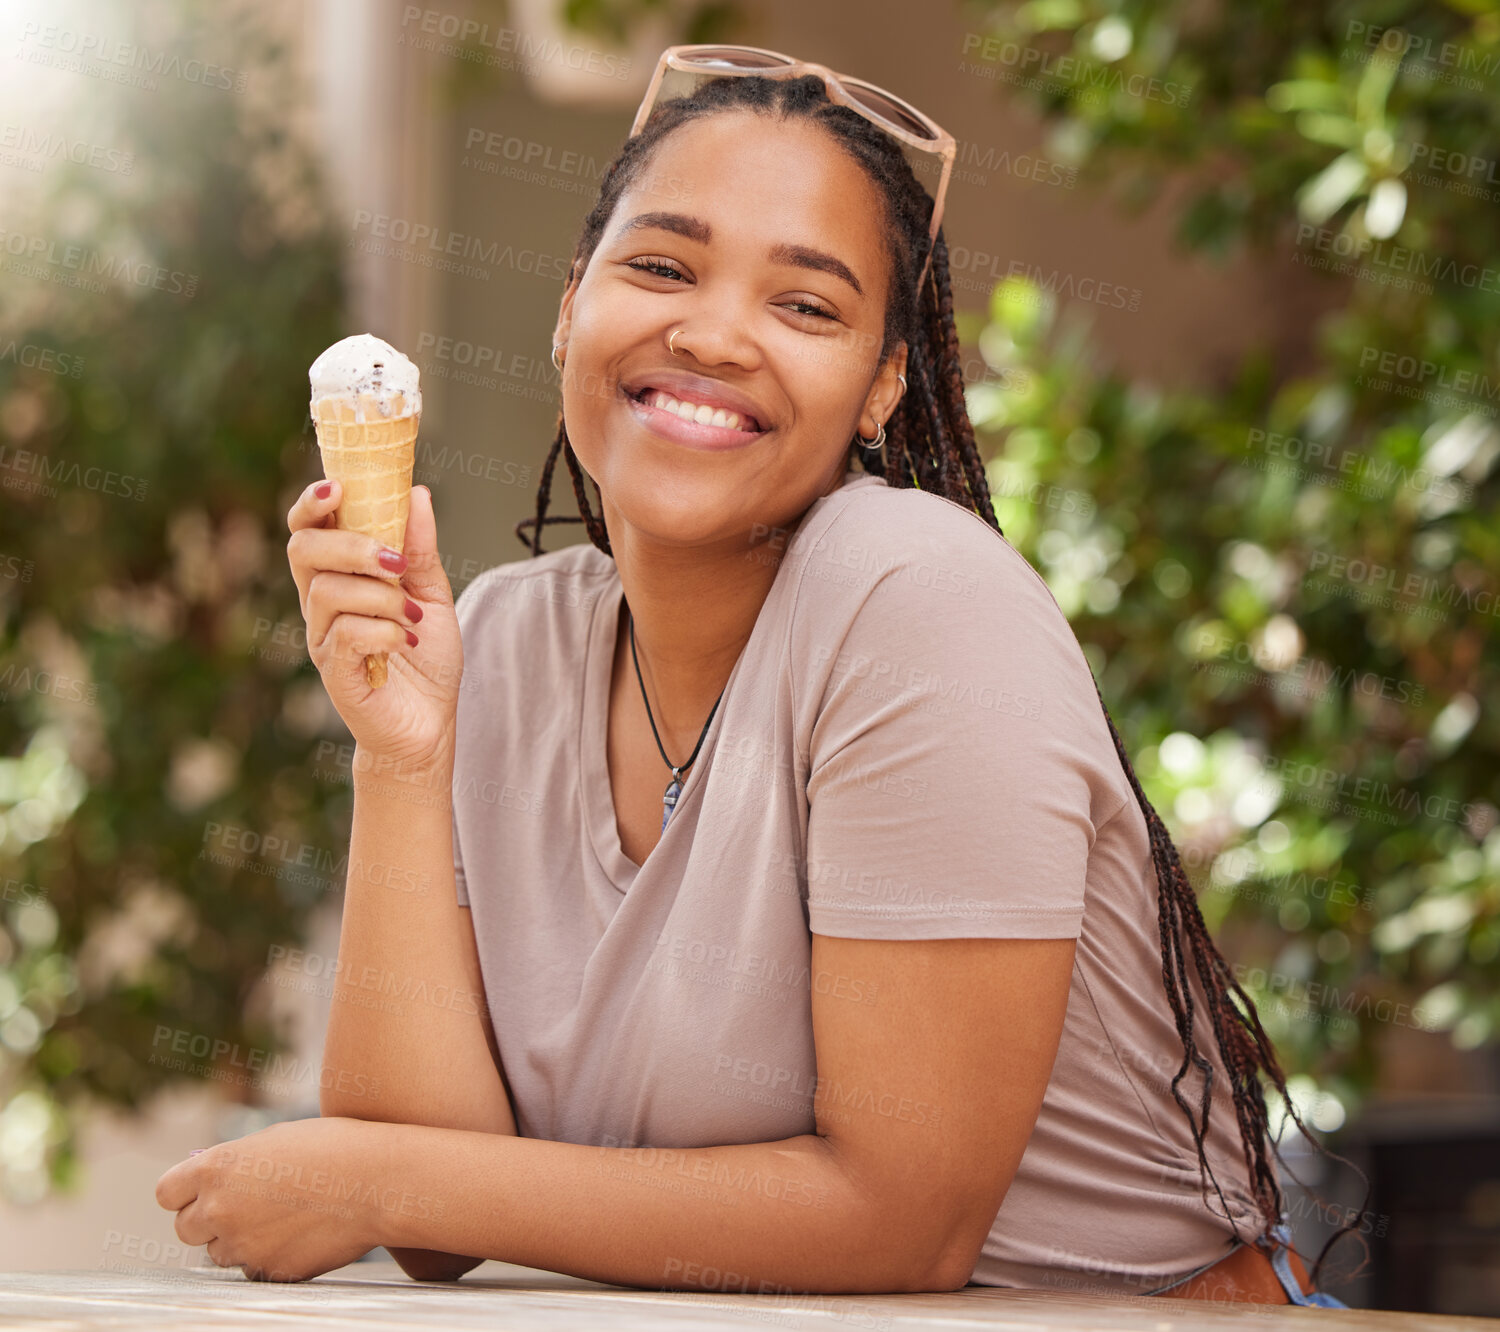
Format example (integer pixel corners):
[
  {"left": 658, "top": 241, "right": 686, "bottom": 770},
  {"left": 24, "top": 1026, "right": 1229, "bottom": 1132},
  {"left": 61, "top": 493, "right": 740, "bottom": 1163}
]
[{"left": 777, "top": 352, "right": 865, "bottom": 432}]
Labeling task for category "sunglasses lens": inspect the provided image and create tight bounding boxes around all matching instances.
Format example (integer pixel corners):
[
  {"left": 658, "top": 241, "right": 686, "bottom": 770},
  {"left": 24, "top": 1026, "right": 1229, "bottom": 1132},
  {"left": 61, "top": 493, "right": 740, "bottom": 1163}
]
[
  {"left": 843, "top": 83, "right": 939, "bottom": 142},
  {"left": 677, "top": 48, "right": 794, "bottom": 73}
]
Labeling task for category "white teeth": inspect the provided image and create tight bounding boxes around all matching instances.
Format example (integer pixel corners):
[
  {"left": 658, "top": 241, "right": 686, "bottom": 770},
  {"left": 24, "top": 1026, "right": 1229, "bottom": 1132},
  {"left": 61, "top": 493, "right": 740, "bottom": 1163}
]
[{"left": 645, "top": 389, "right": 752, "bottom": 432}]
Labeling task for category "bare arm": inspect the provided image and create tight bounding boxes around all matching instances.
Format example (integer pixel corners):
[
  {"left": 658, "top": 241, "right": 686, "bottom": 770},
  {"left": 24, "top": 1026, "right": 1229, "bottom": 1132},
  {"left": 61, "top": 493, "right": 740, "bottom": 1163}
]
[
  {"left": 345, "top": 935, "right": 1075, "bottom": 1292},
  {"left": 320, "top": 748, "right": 517, "bottom": 1280}
]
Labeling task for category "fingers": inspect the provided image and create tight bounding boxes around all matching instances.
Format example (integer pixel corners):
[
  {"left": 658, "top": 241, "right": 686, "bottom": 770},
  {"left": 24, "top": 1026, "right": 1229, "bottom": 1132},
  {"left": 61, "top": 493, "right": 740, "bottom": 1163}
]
[
  {"left": 312, "top": 610, "right": 415, "bottom": 682},
  {"left": 286, "top": 477, "right": 339, "bottom": 534},
  {"left": 305, "top": 570, "right": 420, "bottom": 655},
  {"left": 154, "top": 1160, "right": 198, "bottom": 1213},
  {"left": 172, "top": 1197, "right": 217, "bottom": 1249},
  {"left": 286, "top": 501, "right": 412, "bottom": 616},
  {"left": 394, "top": 485, "right": 452, "bottom": 605}
]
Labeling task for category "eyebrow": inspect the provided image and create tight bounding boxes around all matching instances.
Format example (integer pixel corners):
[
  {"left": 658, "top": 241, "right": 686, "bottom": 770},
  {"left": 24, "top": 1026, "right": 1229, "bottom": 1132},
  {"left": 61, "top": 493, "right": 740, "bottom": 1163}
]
[{"left": 617, "top": 211, "right": 865, "bottom": 298}]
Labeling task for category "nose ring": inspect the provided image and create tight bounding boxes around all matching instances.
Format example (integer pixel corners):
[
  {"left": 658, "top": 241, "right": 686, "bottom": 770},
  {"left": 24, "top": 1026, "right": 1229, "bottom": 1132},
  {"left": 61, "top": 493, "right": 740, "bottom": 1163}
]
[{"left": 669, "top": 328, "right": 681, "bottom": 357}]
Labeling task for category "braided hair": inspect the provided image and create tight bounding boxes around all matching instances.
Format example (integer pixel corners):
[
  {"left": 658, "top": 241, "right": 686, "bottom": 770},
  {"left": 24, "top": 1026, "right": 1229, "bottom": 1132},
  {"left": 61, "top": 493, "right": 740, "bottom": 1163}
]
[{"left": 517, "top": 72, "right": 1369, "bottom": 1291}]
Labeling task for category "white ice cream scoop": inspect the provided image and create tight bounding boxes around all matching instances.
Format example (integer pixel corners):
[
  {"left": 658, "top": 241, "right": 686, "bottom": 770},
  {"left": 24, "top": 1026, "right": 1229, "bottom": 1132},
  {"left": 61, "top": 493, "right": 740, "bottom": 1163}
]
[{"left": 309, "top": 332, "right": 422, "bottom": 421}]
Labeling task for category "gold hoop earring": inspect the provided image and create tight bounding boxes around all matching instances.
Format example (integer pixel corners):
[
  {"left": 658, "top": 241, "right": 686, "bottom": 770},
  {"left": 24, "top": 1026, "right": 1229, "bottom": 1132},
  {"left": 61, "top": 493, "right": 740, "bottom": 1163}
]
[{"left": 551, "top": 344, "right": 565, "bottom": 372}]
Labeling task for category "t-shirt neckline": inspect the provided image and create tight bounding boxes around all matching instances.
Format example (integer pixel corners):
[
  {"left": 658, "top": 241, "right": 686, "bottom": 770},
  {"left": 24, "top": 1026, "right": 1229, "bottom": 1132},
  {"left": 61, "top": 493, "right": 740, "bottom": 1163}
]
[
  {"left": 579, "top": 575, "right": 735, "bottom": 894},
  {"left": 577, "top": 470, "right": 880, "bottom": 895}
]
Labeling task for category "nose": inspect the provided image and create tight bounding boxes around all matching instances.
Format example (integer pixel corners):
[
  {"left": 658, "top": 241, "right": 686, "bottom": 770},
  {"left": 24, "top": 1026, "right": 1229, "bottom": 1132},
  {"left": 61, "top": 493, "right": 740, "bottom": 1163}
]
[{"left": 663, "top": 285, "right": 765, "bottom": 370}]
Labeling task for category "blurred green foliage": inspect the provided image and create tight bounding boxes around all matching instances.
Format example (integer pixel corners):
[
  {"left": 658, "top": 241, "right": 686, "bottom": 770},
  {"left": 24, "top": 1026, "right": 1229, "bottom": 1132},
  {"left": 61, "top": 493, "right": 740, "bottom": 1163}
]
[
  {"left": 0, "top": 6, "right": 348, "bottom": 1199},
  {"left": 961, "top": 0, "right": 1499, "bottom": 1124}
]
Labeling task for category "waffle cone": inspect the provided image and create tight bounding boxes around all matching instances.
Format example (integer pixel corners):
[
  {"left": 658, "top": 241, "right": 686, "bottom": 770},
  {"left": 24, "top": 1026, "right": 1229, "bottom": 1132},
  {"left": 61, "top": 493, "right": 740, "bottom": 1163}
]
[{"left": 312, "top": 390, "right": 419, "bottom": 688}]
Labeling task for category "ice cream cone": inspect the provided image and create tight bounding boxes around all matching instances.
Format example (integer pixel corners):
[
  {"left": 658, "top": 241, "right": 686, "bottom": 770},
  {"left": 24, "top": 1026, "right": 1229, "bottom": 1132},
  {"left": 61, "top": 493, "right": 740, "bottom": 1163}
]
[{"left": 311, "top": 389, "right": 419, "bottom": 688}]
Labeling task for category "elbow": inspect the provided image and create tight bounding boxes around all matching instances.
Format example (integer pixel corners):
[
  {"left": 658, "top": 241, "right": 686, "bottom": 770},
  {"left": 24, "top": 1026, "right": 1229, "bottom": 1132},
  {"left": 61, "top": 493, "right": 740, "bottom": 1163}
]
[
  {"left": 923, "top": 1244, "right": 978, "bottom": 1292},
  {"left": 388, "top": 1247, "right": 484, "bottom": 1282}
]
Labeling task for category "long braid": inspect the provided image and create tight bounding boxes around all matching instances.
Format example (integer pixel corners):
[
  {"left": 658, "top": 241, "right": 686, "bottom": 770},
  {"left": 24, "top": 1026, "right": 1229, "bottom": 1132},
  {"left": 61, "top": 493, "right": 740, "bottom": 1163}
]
[{"left": 514, "top": 71, "right": 1370, "bottom": 1292}]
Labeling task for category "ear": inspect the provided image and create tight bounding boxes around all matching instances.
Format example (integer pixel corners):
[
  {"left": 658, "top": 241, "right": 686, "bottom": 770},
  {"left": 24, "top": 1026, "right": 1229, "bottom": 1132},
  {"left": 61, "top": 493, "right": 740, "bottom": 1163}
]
[
  {"left": 552, "top": 259, "right": 583, "bottom": 351},
  {"left": 862, "top": 340, "right": 909, "bottom": 435}
]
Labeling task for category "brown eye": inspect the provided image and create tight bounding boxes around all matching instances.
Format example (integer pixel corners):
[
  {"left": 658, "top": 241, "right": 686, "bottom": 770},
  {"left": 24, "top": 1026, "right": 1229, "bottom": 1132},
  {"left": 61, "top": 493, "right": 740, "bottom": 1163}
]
[
  {"left": 626, "top": 258, "right": 686, "bottom": 280},
  {"left": 784, "top": 299, "right": 837, "bottom": 320}
]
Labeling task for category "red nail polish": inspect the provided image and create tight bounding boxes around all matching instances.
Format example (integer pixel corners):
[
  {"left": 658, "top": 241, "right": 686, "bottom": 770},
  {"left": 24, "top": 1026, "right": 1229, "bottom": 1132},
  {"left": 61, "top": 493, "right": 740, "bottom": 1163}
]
[
  {"left": 404, "top": 598, "right": 423, "bottom": 623},
  {"left": 405, "top": 629, "right": 419, "bottom": 647},
  {"left": 315, "top": 481, "right": 331, "bottom": 499},
  {"left": 379, "top": 548, "right": 407, "bottom": 572}
]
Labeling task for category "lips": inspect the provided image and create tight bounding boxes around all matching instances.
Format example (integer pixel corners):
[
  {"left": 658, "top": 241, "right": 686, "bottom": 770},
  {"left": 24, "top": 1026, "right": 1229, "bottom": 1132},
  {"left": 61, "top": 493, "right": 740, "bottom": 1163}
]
[{"left": 621, "top": 370, "right": 770, "bottom": 433}]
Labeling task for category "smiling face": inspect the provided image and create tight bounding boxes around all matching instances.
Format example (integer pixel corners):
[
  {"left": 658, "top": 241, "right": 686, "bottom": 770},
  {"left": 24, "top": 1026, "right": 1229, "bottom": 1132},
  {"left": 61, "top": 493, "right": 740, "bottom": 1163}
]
[{"left": 553, "top": 109, "right": 908, "bottom": 554}]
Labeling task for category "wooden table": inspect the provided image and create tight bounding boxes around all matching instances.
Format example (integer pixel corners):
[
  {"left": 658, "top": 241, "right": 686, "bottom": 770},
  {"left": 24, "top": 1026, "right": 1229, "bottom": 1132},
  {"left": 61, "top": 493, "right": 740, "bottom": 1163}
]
[{"left": 3, "top": 1260, "right": 1496, "bottom": 1329}]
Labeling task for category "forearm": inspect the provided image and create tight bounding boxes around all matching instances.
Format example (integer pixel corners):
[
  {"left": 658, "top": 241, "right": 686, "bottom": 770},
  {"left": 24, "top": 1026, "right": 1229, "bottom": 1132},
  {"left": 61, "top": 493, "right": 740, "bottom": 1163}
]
[
  {"left": 363, "top": 1122, "right": 942, "bottom": 1293},
  {"left": 321, "top": 743, "right": 514, "bottom": 1137}
]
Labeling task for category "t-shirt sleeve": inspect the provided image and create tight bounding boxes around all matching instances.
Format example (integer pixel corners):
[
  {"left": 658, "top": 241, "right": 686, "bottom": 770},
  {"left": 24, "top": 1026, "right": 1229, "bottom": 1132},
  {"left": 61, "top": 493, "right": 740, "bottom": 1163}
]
[
  {"left": 450, "top": 567, "right": 493, "bottom": 910},
  {"left": 801, "top": 500, "right": 1122, "bottom": 941},
  {"left": 453, "top": 795, "right": 469, "bottom": 907}
]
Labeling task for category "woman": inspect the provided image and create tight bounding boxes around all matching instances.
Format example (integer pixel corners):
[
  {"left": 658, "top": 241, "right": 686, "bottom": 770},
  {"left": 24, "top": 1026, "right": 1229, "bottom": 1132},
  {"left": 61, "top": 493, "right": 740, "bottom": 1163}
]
[{"left": 157, "top": 47, "right": 1360, "bottom": 1305}]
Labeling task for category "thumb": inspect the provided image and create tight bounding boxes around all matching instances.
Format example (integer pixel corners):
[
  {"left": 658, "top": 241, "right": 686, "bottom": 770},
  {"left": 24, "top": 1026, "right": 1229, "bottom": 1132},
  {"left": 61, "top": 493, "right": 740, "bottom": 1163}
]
[{"left": 400, "top": 485, "right": 451, "bottom": 604}]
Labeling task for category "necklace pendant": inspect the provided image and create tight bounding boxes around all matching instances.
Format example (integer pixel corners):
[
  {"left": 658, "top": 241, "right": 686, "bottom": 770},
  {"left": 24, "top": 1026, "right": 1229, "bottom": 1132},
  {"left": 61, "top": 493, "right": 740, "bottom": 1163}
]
[{"left": 660, "top": 776, "right": 682, "bottom": 834}]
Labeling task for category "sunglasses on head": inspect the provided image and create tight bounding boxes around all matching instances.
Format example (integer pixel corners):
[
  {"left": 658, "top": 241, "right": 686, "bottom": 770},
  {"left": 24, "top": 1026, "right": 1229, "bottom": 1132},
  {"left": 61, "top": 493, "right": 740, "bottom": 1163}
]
[{"left": 629, "top": 45, "right": 956, "bottom": 297}]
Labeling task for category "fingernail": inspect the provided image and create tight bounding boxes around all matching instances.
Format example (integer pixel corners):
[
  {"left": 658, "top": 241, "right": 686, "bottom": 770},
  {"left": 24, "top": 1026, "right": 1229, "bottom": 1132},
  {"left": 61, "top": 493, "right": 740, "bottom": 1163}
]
[
  {"left": 189, "top": 1149, "right": 204, "bottom": 1156},
  {"left": 315, "top": 481, "right": 331, "bottom": 499},
  {"left": 379, "top": 548, "right": 407, "bottom": 572},
  {"left": 405, "top": 629, "right": 419, "bottom": 647},
  {"left": 404, "top": 598, "right": 423, "bottom": 623}
]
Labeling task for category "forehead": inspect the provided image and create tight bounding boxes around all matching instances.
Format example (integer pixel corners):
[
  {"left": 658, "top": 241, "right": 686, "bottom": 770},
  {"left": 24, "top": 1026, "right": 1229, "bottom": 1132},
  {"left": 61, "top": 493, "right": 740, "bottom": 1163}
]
[{"left": 612, "top": 111, "right": 890, "bottom": 286}]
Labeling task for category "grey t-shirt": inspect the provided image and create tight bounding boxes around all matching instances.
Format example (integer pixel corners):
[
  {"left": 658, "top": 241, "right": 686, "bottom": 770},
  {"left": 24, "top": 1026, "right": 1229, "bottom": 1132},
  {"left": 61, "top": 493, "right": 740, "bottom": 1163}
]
[{"left": 450, "top": 467, "right": 1269, "bottom": 1293}]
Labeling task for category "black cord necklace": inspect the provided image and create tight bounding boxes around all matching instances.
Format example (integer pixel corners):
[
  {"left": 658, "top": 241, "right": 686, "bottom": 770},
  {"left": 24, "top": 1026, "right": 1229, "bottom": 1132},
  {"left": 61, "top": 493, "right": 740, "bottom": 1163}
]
[{"left": 628, "top": 605, "right": 724, "bottom": 834}]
